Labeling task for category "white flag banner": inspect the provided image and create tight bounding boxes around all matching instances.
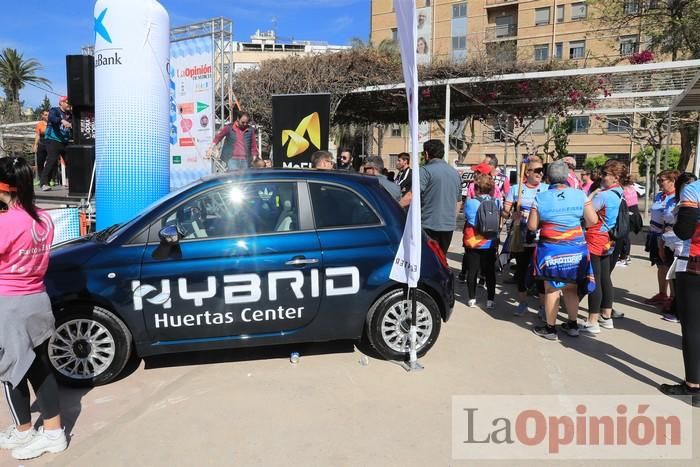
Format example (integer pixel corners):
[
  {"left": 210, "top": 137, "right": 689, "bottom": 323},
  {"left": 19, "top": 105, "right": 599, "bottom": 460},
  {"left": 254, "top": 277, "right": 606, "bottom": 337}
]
[{"left": 389, "top": 0, "right": 422, "bottom": 288}]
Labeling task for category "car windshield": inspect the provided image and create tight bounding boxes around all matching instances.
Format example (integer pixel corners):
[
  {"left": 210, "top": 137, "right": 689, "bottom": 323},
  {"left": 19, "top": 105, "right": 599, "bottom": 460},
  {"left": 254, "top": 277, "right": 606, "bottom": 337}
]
[{"left": 103, "top": 180, "right": 200, "bottom": 243}]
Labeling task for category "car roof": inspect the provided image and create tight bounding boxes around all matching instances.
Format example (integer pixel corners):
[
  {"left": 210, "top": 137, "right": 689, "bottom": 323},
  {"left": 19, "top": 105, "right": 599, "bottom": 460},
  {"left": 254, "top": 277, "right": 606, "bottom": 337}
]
[{"left": 201, "top": 169, "right": 380, "bottom": 186}]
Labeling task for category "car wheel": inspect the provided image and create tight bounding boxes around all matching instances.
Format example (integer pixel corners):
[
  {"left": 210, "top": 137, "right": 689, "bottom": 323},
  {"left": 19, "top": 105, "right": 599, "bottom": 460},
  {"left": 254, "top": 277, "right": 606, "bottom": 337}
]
[
  {"left": 48, "top": 304, "right": 132, "bottom": 387},
  {"left": 366, "top": 288, "right": 441, "bottom": 361}
]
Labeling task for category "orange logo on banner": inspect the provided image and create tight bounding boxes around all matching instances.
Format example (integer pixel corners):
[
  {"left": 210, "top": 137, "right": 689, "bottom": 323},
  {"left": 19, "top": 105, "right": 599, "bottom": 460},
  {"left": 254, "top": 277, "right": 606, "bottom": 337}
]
[
  {"left": 179, "top": 138, "right": 195, "bottom": 147},
  {"left": 178, "top": 102, "right": 194, "bottom": 115},
  {"left": 282, "top": 112, "right": 321, "bottom": 158}
]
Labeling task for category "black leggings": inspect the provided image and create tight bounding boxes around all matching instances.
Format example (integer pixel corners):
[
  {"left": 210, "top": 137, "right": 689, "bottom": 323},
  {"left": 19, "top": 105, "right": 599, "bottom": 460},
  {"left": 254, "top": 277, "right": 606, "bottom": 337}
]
[
  {"left": 40, "top": 140, "right": 66, "bottom": 187},
  {"left": 676, "top": 272, "right": 700, "bottom": 383},
  {"left": 588, "top": 254, "right": 614, "bottom": 313},
  {"left": 36, "top": 142, "right": 48, "bottom": 179},
  {"left": 515, "top": 247, "right": 539, "bottom": 293},
  {"left": 424, "top": 229, "right": 453, "bottom": 257},
  {"left": 464, "top": 248, "right": 496, "bottom": 300},
  {"left": 3, "top": 340, "right": 60, "bottom": 426}
]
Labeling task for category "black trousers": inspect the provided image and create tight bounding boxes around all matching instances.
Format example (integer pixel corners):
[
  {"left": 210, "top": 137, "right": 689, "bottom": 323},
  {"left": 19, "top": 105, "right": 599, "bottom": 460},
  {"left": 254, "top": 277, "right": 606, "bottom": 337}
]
[
  {"left": 2, "top": 340, "right": 60, "bottom": 426},
  {"left": 677, "top": 272, "right": 700, "bottom": 383},
  {"left": 40, "top": 140, "right": 66, "bottom": 187},
  {"left": 36, "top": 142, "right": 48, "bottom": 179},
  {"left": 424, "top": 229, "right": 453, "bottom": 257},
  {"left": 464, "top": 248, "right": 496, "bottom": 300},
  {"left": 588, "top": 254, "right": 614, "bottom": 313}
]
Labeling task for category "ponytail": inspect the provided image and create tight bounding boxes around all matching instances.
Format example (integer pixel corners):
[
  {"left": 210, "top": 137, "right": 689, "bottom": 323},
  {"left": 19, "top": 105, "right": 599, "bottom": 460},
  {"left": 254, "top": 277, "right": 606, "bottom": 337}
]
[{"left": 0, "top": 157, "right": 40, "bottom": 222}]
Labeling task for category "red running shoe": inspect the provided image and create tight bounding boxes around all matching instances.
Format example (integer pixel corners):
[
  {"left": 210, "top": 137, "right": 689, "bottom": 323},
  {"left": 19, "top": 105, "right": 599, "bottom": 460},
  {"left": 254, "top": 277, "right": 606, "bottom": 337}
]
[{"left": 644, "top": 293, "right": 668, "bottom": 305}]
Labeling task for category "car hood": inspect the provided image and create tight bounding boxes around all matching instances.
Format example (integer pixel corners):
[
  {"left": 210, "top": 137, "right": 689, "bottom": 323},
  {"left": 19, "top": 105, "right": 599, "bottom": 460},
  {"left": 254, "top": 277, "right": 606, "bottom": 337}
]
[{"left": 49, "top": 237, "right": 105, "bottom": 271}]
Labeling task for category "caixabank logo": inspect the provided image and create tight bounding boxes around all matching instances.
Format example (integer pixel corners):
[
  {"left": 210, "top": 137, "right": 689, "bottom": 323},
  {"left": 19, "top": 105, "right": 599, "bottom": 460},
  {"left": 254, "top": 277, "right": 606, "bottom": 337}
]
[{"left": 94, "top": 8, "right": 124, "bottom": 68}]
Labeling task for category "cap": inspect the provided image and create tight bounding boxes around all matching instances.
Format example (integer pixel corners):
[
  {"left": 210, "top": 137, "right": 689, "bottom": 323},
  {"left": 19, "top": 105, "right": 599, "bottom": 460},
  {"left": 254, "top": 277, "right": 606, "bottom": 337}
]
[
  {"left": 472, "top": 162, "right": 492, "bottom": 175},
  {"left": 59, "top": 95, "right": 69, "bottom": 103}
]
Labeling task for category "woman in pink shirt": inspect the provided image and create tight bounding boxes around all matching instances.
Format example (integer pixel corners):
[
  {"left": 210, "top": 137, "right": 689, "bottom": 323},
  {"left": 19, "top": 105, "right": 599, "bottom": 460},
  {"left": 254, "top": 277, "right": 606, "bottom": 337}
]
[{"left": 0, "top": 157, "right": 67, "bottom": 459}]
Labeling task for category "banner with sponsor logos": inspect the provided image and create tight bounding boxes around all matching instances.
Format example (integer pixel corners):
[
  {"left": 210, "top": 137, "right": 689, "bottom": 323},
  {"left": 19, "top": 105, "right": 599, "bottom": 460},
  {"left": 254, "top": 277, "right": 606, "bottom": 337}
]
[
  {"left": 93, "top": 0, "right": 170, "bottom": 230},
  {"left": 169, "top": 37, "right": 215, "bottom": 189},
  {"left": 271, "top": 94, "right": 330, "bottom": 168}
]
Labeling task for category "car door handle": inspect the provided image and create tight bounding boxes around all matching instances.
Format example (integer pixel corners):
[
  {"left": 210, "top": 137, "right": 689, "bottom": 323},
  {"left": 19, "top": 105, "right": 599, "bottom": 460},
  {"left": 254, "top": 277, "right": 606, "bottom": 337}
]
[{"left": 285, "top": 257, "right": 319, "bottom": 266}]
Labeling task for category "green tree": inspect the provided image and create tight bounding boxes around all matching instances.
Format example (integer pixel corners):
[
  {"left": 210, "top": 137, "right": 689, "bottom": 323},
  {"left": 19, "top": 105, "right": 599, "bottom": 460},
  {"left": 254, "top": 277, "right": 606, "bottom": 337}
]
[
  {"left": 635, "top": 146, "right": 681, "bottom": 178},
  {"left": 584, "top": 154, "right": 610, "bottom": 171},
  {"left": 0, "top": 48, "right": 51, "bottom": 119},
  {"left": 32, "top": 94, "right": 51, "bottom": 119}
]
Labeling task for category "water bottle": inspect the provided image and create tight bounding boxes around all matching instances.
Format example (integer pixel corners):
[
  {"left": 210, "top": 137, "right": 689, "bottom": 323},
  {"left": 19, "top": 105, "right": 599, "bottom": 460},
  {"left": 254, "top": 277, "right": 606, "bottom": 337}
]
[{"left": 290, "top": 352, "right": 300, "bottom": 364}]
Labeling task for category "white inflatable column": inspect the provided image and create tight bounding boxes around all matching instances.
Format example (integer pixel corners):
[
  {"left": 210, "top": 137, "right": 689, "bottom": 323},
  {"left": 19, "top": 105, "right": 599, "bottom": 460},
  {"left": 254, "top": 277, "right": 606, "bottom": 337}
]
[{"left": 94, "top": 0, "right": 170, "bottom": 230}]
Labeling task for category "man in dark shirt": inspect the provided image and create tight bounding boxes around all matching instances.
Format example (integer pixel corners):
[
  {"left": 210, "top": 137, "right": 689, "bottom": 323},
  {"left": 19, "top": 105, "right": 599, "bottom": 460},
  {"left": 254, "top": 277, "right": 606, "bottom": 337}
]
[
  {"left": 394, "top": 152, "right": 412, "bottom": 197},
  {"left": 40, "top": 96, "right": 71, "bottom": 191},
  {"left": 208, "top": 111, "right": 258, "bottom": 170}
]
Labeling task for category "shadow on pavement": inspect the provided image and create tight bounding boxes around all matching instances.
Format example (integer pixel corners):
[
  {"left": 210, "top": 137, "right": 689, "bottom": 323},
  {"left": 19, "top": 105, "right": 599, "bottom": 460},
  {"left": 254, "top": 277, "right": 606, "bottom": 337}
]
[
  {"left": 141, "top": 340, "right": 357, "bottom": 371},
  {"left": 459, "top": 268, "right": 680, "bottom": 390}
]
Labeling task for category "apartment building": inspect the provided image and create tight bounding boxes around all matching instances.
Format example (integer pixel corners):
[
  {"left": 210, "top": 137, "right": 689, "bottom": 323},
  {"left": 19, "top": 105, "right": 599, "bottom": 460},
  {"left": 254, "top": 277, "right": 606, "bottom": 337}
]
[{"left": 371, "top": 0, "right": 661, "bottom": 177}]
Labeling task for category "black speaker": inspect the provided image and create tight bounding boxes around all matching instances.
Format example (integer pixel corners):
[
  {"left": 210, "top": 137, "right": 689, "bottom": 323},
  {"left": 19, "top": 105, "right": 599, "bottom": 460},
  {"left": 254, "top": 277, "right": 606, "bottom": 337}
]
[
  {"left": 66, "top": 55, "right": 94, "bottom": 108},
  {"left": 66, "top": 144, "right": 95, "bottom": 196}
]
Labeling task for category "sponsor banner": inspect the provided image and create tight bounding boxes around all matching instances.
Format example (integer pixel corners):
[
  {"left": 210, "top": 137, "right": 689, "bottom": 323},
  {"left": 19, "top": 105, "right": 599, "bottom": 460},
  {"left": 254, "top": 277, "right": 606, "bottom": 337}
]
[
  {"left": 390, "top": 0, "right": 422, "bottom": 287},
  {"left": 416, "top": 6, "right": 432, "bottom": 66},
  {"left": 93, "top": 0, "right": 170, "bottom": 230},
  {"left": 452, "top": 395, "right": 692, "bottom": 459},
  {"left": 169, "top": 37, "right": 215, "bottom": 189},
  {"left": 47, "top": 208, "right": 80, "bottom": 245},
  {"left": 271, "top": 94, "right": 330, "bottom": 168}
]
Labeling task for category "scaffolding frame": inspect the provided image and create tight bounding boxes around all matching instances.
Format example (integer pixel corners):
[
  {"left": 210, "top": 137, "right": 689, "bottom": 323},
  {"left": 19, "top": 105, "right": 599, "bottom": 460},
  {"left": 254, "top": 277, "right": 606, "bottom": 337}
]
[{"left": 170, "top": 18, "right": 234, "bottom": 128}]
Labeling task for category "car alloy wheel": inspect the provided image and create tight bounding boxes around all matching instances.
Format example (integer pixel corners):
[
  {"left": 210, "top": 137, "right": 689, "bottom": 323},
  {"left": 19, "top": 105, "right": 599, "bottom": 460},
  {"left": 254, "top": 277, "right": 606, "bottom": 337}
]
[
  {"left": 49, "top": 318, "right": 116, "bottom": 380},
  {"left": 366, "top": 288, "right": 441, "bottom": 361},
  {"left": 380, "top": 300, "right": 433, "bottom": 353}
]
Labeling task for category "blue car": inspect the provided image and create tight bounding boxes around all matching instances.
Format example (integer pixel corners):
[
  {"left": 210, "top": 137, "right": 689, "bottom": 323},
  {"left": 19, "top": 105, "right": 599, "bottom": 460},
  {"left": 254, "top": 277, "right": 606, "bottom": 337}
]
[{"left": 45, "top": 170, "right": 455, "bottom": 386}]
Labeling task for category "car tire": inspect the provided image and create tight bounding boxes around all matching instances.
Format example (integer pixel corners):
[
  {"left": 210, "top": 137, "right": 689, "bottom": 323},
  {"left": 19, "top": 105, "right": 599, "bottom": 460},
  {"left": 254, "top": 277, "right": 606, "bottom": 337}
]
[
  {"left": 366, "top": 288, "right": 441, "bottom": 361},
  {"left": 48, "top": 303, "right": 133, "bottom": 387}
]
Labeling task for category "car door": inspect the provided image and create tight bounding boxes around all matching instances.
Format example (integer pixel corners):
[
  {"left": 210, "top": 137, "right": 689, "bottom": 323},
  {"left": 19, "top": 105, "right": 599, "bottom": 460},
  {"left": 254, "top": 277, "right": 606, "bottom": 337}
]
[
  {"left": 307, "top": 181, "right": 396, "bottom": 339},
  {"left": 137, "top": 180, "right": 322, "bottom": 343}
]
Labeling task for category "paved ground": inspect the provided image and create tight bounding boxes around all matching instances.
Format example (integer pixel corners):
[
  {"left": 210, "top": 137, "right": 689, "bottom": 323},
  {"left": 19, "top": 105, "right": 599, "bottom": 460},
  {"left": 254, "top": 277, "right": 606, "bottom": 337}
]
[{"left": 1, "top": 237, "right": 698, "bottom": 466}]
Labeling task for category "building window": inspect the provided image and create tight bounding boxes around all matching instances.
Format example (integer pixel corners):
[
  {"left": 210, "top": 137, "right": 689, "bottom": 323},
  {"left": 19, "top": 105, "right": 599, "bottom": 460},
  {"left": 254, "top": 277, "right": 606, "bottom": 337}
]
[
  {"left": 571, "top": 153, "right": 587, "bottom": 167},
  {"left": 534, "top": 44, "right": 549, "bottom": 61},
  {"left": 570, "top": 116, "right": 589, "bottom": 134},
  {"left": 453, "top": 2, "right": 467, "bottom": 18},
  {"left": 623, "top": 0, "right": 640, "bottom": 14},
  {"left": 607, "top": 117, "right": 631, "bottom": 133},
  {"left": 535, "top": 7, "right": 551, "bottom": 26},
  {"left": 554, "top": 42, "right": 563, "bottom": 59},
  {"left": 529, "top": 118, "right": 546, "bottom": 134},
  {"left": 425, "top": 0, "right": 431, "bottom": 6},
  {"left": 391, "top": 125, "right": 402, "bottom": 137},
  {"left": 571, "top": 2, "right": 587, "bottom": 20},
  {"left": 606, "top": 153, "right": 631, "bottom": 164},
  {"left": 389, "top": 154, "right": 399, "bottom": 169},
  {"left": 619, "top": 35, "right": 639, "bottom": 56},
  {"left": 391, "top": 28, "right": 398, "bottom": 42},
  {"left": 451, "top": 36, "right": 467, "bottom": 50},
  {"left": 556, "top": 5, "right": 565, "bottom": 23},
  {"left": 569, "top": 40, "right": 586, "bottom": 59}
]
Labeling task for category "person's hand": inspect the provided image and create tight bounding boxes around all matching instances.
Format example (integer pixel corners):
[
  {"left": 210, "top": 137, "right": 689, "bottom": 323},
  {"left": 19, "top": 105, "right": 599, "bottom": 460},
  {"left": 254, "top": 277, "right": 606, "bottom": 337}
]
[
  {"left": 512, "top": 211, "right": 522, "bottom": 223},
  {"left": 61, "top": 119, "right": 71, "bottom": 129},
  {"left": 32, "top": 144, "right": 37, "bottom": 153},
  {"left": 204, "top": 148, "right": 213, "bottom": 159}
]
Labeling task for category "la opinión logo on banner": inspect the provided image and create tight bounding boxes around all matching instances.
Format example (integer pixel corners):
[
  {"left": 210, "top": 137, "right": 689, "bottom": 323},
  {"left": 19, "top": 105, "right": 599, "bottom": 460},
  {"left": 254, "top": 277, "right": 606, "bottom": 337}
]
[{"left": 452, "top": 395, "right": 692, "bottom": 459}]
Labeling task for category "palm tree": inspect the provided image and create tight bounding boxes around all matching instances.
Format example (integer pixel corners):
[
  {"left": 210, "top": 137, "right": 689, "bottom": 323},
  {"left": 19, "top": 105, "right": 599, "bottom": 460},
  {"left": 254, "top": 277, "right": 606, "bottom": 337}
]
[{"left": 0, "top": 48, "right": 51, "bottom": 118}]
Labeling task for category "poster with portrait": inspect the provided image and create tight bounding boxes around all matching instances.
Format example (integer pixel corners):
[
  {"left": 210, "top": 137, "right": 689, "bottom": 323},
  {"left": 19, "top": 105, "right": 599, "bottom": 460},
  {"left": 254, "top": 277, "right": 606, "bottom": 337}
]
[{"left": 416, "top": 7, "right": 432, "bottom": 66}]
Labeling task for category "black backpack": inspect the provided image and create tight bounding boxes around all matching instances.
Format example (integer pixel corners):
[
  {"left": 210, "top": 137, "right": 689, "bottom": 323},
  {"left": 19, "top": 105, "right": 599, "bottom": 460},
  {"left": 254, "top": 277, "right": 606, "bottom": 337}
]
[
  {"left": 608, "top": 190, "right": 630, "bottom": 241},
  {"left": 475, "top": 198, "right": 500, "bottom": 239}
]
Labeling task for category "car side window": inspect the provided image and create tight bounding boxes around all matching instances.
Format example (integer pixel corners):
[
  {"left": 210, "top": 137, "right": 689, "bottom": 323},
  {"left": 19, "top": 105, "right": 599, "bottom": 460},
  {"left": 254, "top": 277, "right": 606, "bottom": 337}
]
[
  {"left": 162, "top": 182, "right": 299, "bottom": 239},
  {"left": 309, "top": 183, "right": 380, "bottom": 229}
]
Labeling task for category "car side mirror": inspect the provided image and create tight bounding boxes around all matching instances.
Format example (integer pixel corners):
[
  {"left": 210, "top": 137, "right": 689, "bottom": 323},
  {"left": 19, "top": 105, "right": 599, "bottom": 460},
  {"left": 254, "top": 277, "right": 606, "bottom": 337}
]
[{"left": 159, "top": 225, "right": 181, "bottom": 245}]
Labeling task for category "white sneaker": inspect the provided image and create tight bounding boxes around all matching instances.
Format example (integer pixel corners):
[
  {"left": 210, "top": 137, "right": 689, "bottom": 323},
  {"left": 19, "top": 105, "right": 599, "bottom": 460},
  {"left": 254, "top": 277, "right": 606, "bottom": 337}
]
[
  {"left": 11, "top": 427, "right": 67, "bottom": 460},
  {"left": 598, "top": 317, "right": 614, "bottom": 329},
  {"left": 486, "top": 300, "right": 495, "bottom": 310},
  {"left": 579, "top": 322, "right": 601, "bottom": 334},
  {"left": 40, "top": 185, "right": 51, "bottom": 192},
  {"left": 0, "top": 426, "right": 35, "bottom": 449},
  {"left": 467, "top": 299, "right": 477, "bottom": 308}
]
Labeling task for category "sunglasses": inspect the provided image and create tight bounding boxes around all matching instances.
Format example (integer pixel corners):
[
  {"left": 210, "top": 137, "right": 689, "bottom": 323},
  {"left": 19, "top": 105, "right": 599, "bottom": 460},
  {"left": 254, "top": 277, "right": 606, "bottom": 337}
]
[{"left": 530, "top": 167, "right": 544, "bottom": 174}]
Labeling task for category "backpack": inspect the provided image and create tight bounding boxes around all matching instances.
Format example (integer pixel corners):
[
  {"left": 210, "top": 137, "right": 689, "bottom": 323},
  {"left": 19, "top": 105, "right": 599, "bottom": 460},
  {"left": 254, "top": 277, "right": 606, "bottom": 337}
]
[
  {"left": 608, "top": 190, "right": 630, "bottom": 241},
  {"left": 475, "top": 197, "right": 500, "bottom": 238}
]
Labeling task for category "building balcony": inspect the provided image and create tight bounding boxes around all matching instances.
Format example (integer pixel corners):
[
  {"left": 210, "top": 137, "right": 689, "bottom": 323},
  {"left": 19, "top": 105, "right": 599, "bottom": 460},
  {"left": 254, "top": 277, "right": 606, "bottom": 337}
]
[
  {"left": 485, "top": 24, "right": 518, "bottom": 41},
  {"left": 485, "top": 0, "right": 520, "bottom": 8}
]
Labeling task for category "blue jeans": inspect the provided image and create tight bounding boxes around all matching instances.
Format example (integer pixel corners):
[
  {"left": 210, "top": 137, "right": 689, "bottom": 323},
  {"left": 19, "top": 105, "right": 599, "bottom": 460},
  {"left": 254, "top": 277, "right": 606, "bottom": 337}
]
[{"left": 227, "top": 158, "right": 248, "bottom": 171}]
